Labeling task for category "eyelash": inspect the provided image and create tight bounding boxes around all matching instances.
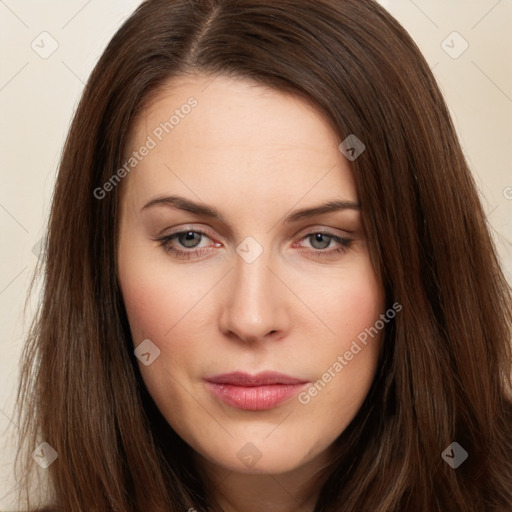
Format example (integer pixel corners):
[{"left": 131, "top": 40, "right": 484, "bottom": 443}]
[{"left": 155, "top": 229, "right": 353, "bottom": 260}]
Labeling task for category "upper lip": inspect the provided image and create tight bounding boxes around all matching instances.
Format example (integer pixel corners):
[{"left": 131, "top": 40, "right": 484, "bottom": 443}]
[{"left": 205, "top": 371, "right": 308, "bottom": 386}]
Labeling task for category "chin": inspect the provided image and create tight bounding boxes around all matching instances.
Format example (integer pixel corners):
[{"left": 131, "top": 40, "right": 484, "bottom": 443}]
[{"left": 193, "top": 434, "right": 326, "bottom": 477}]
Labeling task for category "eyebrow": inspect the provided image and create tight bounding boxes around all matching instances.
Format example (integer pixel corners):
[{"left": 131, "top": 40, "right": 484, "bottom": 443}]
[{"left": 140, "top": 195, "right": 360, "bottom": 223}]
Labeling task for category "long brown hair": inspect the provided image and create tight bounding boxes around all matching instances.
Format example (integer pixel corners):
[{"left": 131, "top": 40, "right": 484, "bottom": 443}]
[{"left": 16, "top": 0, "right": 512, "bottom": 510}]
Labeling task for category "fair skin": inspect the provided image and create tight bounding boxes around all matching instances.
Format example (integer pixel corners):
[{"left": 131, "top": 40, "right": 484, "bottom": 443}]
[{"left": 117, "top": 74, "right": 386, "bottom": 512}]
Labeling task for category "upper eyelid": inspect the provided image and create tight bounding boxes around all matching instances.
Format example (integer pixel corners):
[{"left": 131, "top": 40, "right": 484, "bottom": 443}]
[
  {"left": 163, "top": 223, "right": 352, "bottom": 238},
  {"left": 159, "top": 224, "right": 215, "bottom": 239}
]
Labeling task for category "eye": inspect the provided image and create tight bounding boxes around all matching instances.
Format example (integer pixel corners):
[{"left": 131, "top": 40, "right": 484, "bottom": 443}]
[
  {"left": 295, "top": 231, "right": 353, "bottom": 258},
  {"left": 156, "top": 229, "right": 219, "bottom": 259},
  {"left": 173, "top": 231, "right": 203, "bottom": 248},
  {"left": 155, "top": 228, "right": 353, "bottom": 261}
]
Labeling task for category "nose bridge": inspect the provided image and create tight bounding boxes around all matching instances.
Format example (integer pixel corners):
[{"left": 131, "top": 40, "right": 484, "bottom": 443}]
[{"left": 220, "top": 242, "right": 288, "bottom": 341}]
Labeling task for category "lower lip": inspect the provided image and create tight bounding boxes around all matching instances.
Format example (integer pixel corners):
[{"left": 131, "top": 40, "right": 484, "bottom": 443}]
[{"left": 205, "top": 382, "right": 308, "bottom": 410}]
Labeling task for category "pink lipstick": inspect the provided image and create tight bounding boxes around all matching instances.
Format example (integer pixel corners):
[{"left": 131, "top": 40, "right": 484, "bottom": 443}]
[{"left": 204, "top": 371, "right": 309, "bottom": 410}]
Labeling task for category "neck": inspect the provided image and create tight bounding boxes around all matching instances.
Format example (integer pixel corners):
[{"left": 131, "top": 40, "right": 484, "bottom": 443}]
[{"left": 193, "top": 450, "right": 331, "bottom": 512}]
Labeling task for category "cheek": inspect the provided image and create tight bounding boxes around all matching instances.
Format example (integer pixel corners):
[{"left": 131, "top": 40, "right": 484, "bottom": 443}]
[
  {"left": 296, "top": 256, "right": 385, "bottom": 421},
  {"left": 339, "top": 271, "right": 384, "bottom": 341},
  {"left": 117, "top": 246, "right": 219, "bottom": 392},
  {"left": 308, "top": 254, "right": 385, "bottom": 346},
  {"left": 117, "top": 254, "right": 209, "bottom": 429},
  {"left": 118, "top": 246, "right": 209, "bottom": 343}
]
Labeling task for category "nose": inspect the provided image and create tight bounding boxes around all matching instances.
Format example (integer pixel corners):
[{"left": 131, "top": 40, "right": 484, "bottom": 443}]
[{"left": 218, "top": 249, "right": 291, "bottom": 343}]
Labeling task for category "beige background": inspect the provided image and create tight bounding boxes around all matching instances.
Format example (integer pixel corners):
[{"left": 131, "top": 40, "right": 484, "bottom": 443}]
[{"left": 0, "top": 0, "right": 511, "bottom": 508}]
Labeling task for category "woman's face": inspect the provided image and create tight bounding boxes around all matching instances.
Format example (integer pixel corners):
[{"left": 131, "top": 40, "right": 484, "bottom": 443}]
[{"left": 117, "top": 74, "right": 386, "bottom": 476}]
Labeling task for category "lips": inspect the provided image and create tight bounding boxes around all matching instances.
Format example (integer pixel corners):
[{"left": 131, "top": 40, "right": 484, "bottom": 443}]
[
  {"left": 206, "top": 371, "right": 308, "bottom": 386},
  {"left": 204, "top": 371, "right": 309, "bottom": 410}
]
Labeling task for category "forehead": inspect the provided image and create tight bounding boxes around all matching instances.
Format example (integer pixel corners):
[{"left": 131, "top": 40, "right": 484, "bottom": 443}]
[{"left": 121, "top": 74, "right": 358, "bottom": 208}]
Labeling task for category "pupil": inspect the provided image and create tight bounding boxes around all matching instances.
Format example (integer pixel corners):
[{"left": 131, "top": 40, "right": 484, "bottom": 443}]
[
  {"left": 181, "top": 232, "right": 200, "bottom": 248},
  {"left": 312, "top": 233, "right": 330, "bottom": 249}
]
